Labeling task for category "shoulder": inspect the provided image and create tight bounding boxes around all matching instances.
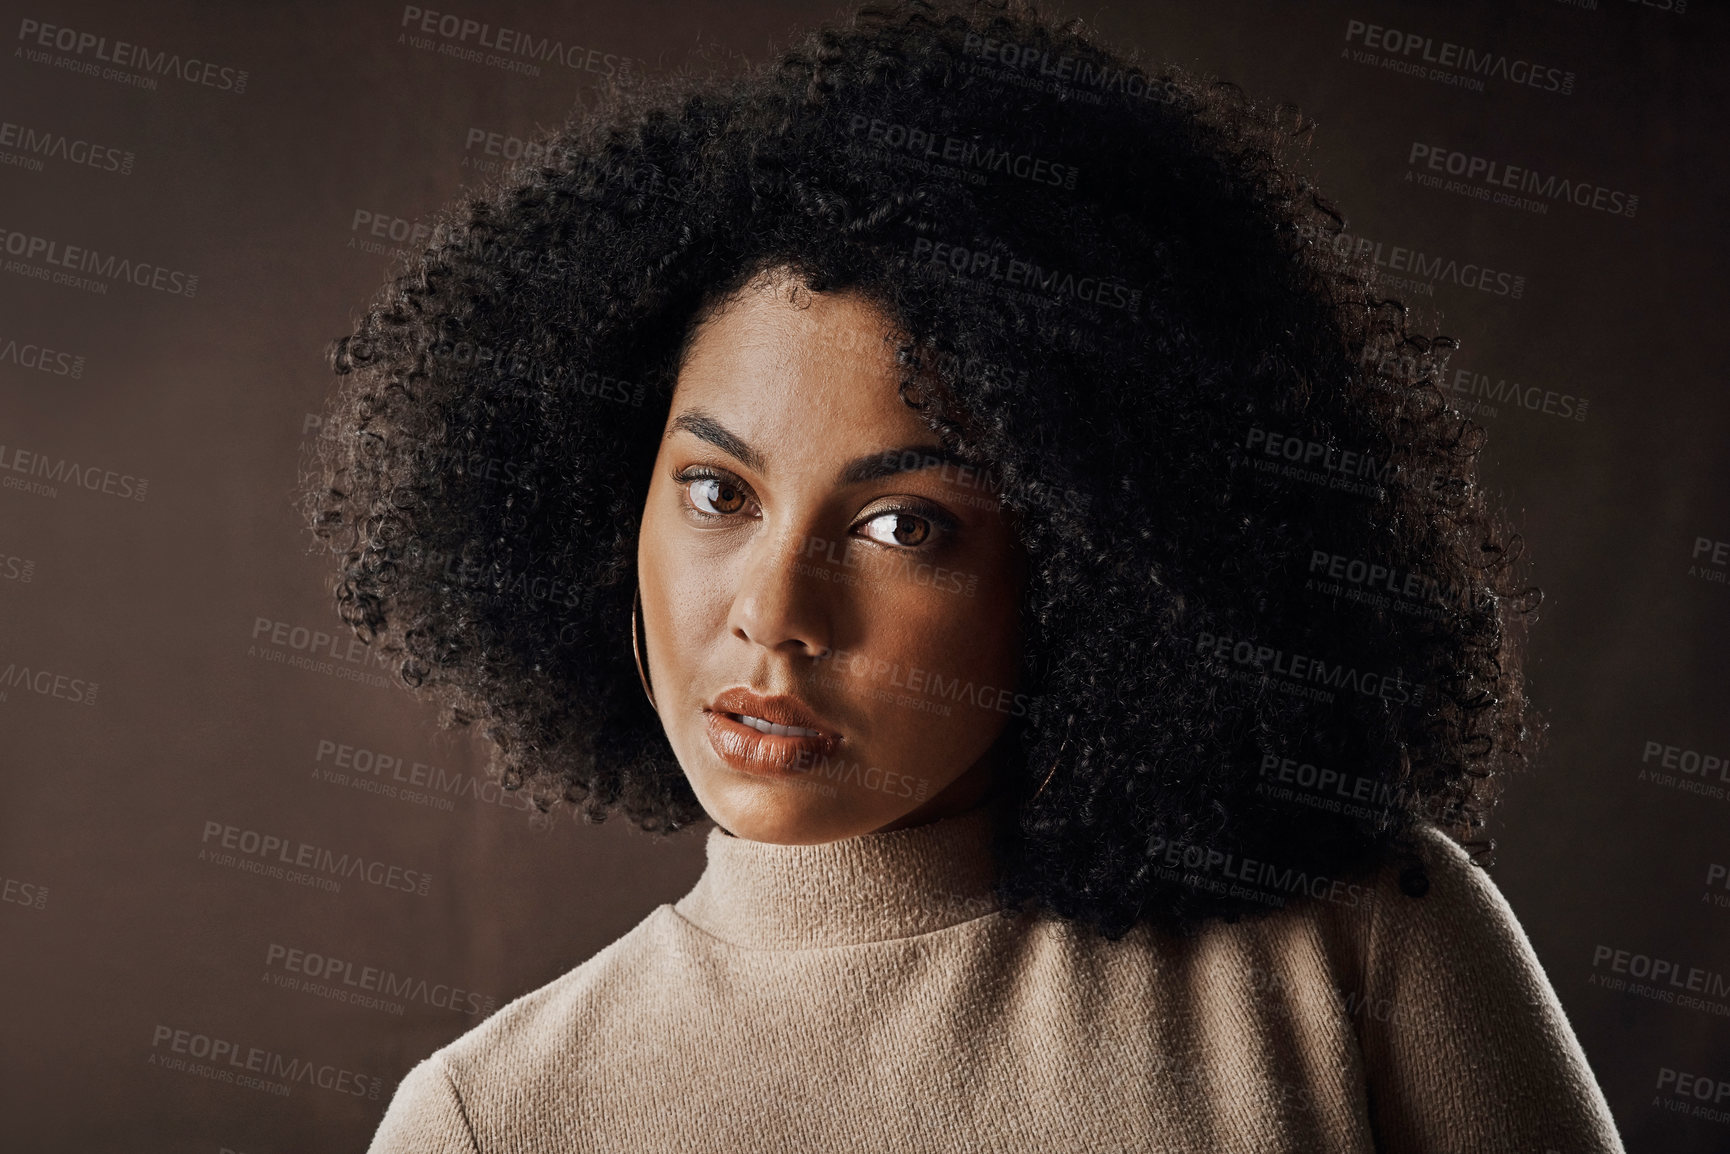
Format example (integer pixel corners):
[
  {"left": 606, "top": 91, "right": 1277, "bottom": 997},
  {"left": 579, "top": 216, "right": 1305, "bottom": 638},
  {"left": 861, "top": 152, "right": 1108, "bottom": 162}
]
[
  {"left": 1359, "top": 820, "right": 1526, "bottom": 968},
  {"left": 1281, "top": 821, "right": 1507, "bottom": 956},
  {"left": 1349, "top": 820, "right": 1585, "bottom": 1041},
  {"left": 1321, "top": 823, "right": 1627, "bottom": 1151},
  {"left": 367, "top": 905, "right": 683, "bottom": 1153},
  {"left": 1229, "top": 821, "right": 1546, "bottom": 1026},
  {"left": 1390, "top": 818, "right": 1488, "bottom": 894}
]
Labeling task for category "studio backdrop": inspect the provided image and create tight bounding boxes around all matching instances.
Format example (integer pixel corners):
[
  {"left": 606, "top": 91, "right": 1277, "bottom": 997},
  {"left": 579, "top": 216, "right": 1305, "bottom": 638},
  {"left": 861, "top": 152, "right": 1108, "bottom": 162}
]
[{"left": 1, "top": 1, "right": 1726, "bottom": 1151}]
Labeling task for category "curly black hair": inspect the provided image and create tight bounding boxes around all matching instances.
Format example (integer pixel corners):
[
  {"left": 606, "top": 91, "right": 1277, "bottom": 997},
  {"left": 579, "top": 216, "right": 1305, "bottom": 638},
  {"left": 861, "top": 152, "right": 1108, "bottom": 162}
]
[{"left": 301, "top": 0, "right": 1545, "bottom": 940}]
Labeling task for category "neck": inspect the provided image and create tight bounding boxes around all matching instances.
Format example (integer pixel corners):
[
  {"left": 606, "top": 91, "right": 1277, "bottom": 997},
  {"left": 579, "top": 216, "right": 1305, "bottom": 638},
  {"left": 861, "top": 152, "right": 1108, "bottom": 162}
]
[{"left": 673, "top": 799, "right": 1005, "bottom": 949}]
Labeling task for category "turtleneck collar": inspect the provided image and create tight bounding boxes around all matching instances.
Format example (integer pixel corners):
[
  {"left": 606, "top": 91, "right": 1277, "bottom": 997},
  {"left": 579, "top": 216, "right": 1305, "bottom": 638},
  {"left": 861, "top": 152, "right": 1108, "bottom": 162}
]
[{"left": 671, "top": 803, "right": 1003, "bottom": 950}]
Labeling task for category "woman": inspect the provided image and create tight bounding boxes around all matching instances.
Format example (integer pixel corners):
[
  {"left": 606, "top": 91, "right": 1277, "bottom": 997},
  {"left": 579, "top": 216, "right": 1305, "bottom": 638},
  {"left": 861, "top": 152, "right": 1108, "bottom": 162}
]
[{"left": 303, "top": 1, "right": 1626, "bottom": 1149}]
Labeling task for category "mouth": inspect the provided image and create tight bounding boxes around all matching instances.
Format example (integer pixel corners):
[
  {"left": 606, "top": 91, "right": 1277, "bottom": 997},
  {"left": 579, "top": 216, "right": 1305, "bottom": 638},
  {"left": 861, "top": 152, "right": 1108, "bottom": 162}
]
[
  {"left": 723, "top": 712, "right": 823, "bottom": 738},
  {"left": 703, "top": 687, "right": 842, "bottom": 777}
]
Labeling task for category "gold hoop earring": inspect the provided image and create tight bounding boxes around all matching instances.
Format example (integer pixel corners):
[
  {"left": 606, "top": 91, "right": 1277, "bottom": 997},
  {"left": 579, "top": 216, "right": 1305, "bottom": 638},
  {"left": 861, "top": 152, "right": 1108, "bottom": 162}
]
[{"left": 631, "top": 584, "right": 658, "bottom": 713}]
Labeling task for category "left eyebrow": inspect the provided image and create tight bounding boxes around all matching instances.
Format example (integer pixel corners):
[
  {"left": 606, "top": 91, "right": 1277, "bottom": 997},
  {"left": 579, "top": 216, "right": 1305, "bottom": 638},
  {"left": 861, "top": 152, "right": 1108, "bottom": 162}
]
[
  {"left": 835, "top": 444, "right": 976, "bottom": 486},
  {"left": 666, "top": 410, "right": 767, "bottom": 475}
]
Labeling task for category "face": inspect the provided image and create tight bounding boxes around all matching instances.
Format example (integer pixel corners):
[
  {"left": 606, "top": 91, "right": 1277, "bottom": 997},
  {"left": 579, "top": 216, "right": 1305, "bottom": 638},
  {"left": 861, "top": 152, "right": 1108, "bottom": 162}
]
[{"left": 636, "top": 269, "right": 1028, "bottom": 845}]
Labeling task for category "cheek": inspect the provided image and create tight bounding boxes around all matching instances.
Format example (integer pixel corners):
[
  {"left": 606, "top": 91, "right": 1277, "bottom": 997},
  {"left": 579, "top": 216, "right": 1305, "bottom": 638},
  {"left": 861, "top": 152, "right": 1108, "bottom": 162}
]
[
  {"left": 639, "top": 496, "right": 734, "bottom": 689},
  {"left": 880, "top": 547, "right": 1019, "bottom": 675},
  {"left": 843, "top": 568, "right": 1021, "bottom": 754}
]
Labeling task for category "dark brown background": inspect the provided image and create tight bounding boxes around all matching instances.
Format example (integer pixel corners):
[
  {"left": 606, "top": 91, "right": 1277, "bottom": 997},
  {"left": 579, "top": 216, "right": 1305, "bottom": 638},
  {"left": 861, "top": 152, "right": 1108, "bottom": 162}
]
[{"left": 2, "top": 1, "right": 1726, "bottom": 1151}]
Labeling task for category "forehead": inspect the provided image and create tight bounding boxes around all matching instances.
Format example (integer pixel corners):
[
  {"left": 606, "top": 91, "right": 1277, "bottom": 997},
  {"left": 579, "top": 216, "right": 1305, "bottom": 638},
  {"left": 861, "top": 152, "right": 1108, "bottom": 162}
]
[{"left": 669, "top": 274, "right": 935, "bottom": 451}]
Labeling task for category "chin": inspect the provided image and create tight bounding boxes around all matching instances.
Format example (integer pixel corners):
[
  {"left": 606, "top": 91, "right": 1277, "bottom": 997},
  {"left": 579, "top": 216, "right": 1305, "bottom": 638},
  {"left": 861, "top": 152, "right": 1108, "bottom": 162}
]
[{"left": 702, "top": 781, "right": 907, "bottom": 845}]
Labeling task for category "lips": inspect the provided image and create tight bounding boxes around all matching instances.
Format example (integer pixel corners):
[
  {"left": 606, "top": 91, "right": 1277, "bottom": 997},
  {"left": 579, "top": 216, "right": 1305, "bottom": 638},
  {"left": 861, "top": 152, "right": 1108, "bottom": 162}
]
[{"left": 704, "top": 687, "right": 842, "bottom": 777}]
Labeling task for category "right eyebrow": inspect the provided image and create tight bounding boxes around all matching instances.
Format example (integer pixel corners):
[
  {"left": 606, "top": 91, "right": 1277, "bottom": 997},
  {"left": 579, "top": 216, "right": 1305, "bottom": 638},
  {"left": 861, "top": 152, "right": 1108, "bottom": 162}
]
[{"left": 664, "top": 409, "right": 768, "bottom": 475}]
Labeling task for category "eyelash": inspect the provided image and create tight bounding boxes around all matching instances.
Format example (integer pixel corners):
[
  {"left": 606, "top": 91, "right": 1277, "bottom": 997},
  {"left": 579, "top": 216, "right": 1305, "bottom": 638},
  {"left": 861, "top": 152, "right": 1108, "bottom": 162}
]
[{"left": 670, "top": 465, "right": 958, "bottom": 551}]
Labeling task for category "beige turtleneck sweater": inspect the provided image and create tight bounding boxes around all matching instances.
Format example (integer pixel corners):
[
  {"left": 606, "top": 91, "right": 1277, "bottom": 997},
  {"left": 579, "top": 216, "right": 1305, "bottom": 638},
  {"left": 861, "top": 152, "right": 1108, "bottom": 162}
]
[{"left": 366, "top": 805, "right": 1624, "bottom": 1152}]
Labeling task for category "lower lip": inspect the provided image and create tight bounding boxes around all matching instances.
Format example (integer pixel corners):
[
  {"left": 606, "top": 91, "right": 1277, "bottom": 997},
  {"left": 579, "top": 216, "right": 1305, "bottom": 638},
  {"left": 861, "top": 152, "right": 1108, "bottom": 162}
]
[{"left": 703, "top": 710, "right": 840, "bottom": 777}]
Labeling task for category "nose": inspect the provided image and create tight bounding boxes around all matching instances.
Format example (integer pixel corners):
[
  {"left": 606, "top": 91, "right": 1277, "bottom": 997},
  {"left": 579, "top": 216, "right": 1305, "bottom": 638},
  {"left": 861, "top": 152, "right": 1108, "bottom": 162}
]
[{"left": 728, "top": 525, "right": 835, "bottom": 659}]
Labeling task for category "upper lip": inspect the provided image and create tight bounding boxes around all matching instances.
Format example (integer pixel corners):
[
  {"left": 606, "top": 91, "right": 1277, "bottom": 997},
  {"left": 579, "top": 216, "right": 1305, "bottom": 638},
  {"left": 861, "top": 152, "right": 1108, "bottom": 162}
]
[{"left": 707, "top": 687, "right": 840, "bottom": 737}]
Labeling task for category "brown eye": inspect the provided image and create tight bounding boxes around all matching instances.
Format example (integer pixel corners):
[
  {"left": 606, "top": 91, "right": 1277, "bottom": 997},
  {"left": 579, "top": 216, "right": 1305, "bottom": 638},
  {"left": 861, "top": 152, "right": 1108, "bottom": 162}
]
[
  {"left": 859, "top": 511, "right": 930, "bottom": 548},
  {"left": 688, "top": 477, "right": 748, "bottom": 516}
]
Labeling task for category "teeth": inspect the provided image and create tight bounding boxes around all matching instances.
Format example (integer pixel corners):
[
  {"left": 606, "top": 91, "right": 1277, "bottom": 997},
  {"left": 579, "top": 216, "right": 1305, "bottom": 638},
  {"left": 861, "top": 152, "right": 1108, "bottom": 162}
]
[{"left": 733, "top": 713, "right": 821, "bottom": 738}]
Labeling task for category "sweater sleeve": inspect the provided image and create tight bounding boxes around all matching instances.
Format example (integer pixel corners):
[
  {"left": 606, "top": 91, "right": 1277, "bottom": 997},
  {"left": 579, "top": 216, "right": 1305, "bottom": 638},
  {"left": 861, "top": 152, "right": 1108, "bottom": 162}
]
[
  {"left": 1353, "top": 824, "right": 1624, "bottom": 1154},
  {"left": 367, "top": 1055, "right": 482, "bottom": 1154}
]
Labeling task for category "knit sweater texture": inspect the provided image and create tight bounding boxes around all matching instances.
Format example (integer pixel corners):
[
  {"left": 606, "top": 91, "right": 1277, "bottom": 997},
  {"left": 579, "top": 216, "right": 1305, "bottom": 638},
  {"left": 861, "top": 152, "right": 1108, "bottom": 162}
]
[{"left": 366, "top": 804, "right": 1625, "bottom": 1152}]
